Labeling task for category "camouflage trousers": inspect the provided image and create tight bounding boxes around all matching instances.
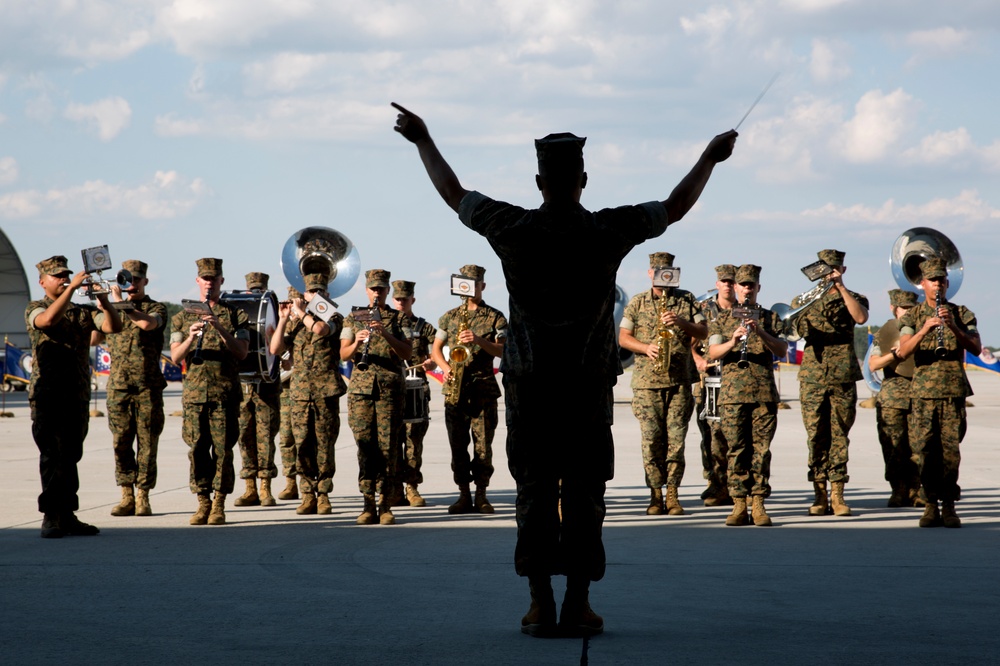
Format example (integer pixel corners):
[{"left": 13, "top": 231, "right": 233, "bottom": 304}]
[
  {"left": 31, "top": 400, "right": 89, "bottom": 515},
  {"left": 504, "top": 373, "right": 612, "bottom": 582},
  {"left": 347, "top": 386, "right": 402, "bottom": 496},
  {"left": 445, "top": 394, "right": 498, "bottom": 487},
  {"left": 278, "top": 390, "right": 296, "bottom": 478},
  {"left": 632, "top": 385, "right": 693, "bottom": 489},
  {"left": 183, "top": 400, "right": 240, "bottom": 495},
  {"left": 106, "top": 386, "right": 164, "bottom": 490},
  {"left": 398, "top": 418, "right": 429, "bottom": 486},
  {"left": 694, "top": 407, "right": 729, "bottom": 491},
  {"left": 292, "top": 397, "right": 340, "bottom": 495},
  {"left": 721, "top": 402, "right": 776, "bottom": 498},
  {"left": 237, "top": 387, "right": 279, "bottom": 479},
  {"left": 910, "top": 398, "right": 966, "bottom": 502},
  {"left": 800, "top": 382, "right": 856, "bottom": 483},
  {"left": 875, "top": 401, "right": 919, "bottom": 489}
]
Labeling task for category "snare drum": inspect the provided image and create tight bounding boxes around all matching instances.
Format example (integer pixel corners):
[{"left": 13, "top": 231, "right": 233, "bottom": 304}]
[
  {"left": 700, "top": 376, "right": 721, "bottom": 422},
  {"left": 403, "top": 375, "right": 429, "bottom": 424},
  {"left": 220, "top": 290, "right": 279, "bottom": 383}
]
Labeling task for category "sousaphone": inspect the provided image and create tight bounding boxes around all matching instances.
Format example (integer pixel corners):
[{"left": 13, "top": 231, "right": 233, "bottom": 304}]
[{"left": 280, "top": 227, "right": 361, "bottom": 298}]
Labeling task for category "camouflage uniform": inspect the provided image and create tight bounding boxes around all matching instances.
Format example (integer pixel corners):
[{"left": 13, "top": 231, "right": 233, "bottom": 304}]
[
  {"left": 795, "top": 286, "right": 868, "bottom": 483},
  {"left": 398, "top": 313, "right": 436, "bottom": 485},
  {"left": 278, "top": 372, "right": 296, "bottom": 479},
  {"left": 237, "top": 381, "right": 280, "bottom": 479},
  {"left": 695, "top": 292, "right": 730, "bottom": 497},
  {"left": 622, "top": 288, "right": 703, "bottom": 490},
  {"left": 437, "top": 301, "right": 507, "bottom": 488},
  {"left": 285, "top": 312, "right": 347, "bottom": 494},
  {"left": 170, "top": 303, "right": 249, "bottom": 495},
  {"left": 874, "top": 317, "right": 919, "bottom": 496},
  {"left": 708, "top": 306, "right": 782, "bottom": 498},
  {"left": 26, "top": 293, "right": 105, "bottom": 516},
  {"left": 105, "top": 295, "right": 167, "bottom": 490},
  {"left": 899, "top": 300, "right": 976, "bottom": 503},
  {"left": 342, "top": 305, "right": 406, "bottom": 496},
  {"left": 459, "top": 186, "right": 671, "bottom": 582}
]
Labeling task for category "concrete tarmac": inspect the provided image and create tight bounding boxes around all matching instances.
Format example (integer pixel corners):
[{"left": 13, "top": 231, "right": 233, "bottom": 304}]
[{"left": 2, "top": 366, "right": 998, "bottom": 665}]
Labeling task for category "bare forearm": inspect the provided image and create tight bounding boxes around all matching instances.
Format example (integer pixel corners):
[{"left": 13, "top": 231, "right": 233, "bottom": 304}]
[
  {"left": 663, "top": 154, "right": 717, "bottom": 224},
  {"left": 415, "top": 138, "right": 469, "bottom": 213}
]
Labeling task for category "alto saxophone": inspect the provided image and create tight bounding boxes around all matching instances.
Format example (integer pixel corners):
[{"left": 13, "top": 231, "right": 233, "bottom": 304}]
[
  {"left": 653, "top": 293, "right": 675, "bottom": 375},
  {"left": 446, "top": 303, "right": 472, "bottom": 406}
]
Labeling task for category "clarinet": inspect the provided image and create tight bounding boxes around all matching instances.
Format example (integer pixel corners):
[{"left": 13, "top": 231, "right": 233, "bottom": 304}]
[
  {"left": 189, "top": 301, "right": 209, "bottom": 366},
  {"left": 737, "top": 297, "right": 751, "bottom": 369},
  {"left": 355, "top": 309, "right": 374, "bottom": 371},
  {"left": 934, "top": 290, "right": 949, "bottom": 359}
]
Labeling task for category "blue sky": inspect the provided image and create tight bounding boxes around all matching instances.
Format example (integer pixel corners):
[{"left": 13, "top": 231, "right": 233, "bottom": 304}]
[{"left": 1, "top": 1, "right": 998, "bottom": 344}]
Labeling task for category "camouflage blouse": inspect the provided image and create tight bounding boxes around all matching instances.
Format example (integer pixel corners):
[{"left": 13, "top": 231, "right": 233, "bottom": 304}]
[
  {"left": 400, "top": 312, "right": 437, "bottom": 380},
  {"left": 708, "top": 305, "right": 780, "bottom": 404},
  {"left": 622, "top": 288, "right": 704, "bottom": 390},
  {"left": 794, "top": 288, "right": 868, "bottom": 385},
  {"left": 25, "top": 298, "right": 105, "bottom": 403},
  {"left": 106, "top": 296, "right": 167, "bottom": 392},
  {"left": 899, "top": 301, "right": 976, "bottom": 399},
  {"left": 283, "top": 312, "right": 347, "bottom": 402},
  {"left": 170, "top": 303, "right": 249, "bottom": 404},
  {"left": 437, "top": 301, "right": 506, "bottom": 400},
  {"left": 342, "top": 305, "right": 405, "bottom": 396},
  {"left": 874, "top": 318, "right": 914, "bottom": 410}
]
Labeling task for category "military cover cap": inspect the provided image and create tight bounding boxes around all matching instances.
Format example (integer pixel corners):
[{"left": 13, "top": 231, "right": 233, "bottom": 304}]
[
  {"left": 817, "top": 249, "right": 846, "bottom": 267},
  {"left": 535, "top": 133, "right": 586, "bottom": 162},
  {"left": 303, "top": 273, "right": 329, "bottom": 291},
  {"left": 365, "top": 268, "right": 390, "bottom": 288},
  {"left": 245, "top": 272, "right": 269, "bottom": 291},
  {"left": 459, "top": 264, "right": 486, "bottom": 281},
  {"left": 287, "top": 286, "right": 303, "bottom": 300},
  {"left": 121, "top": 259, "right": 147, "bottom": 279},
  {"left": 392, "top": 280, "right": 415, "bottom": 298},
  {"left": 735, "top": 264, "right": 762, "bottom": 284},
  {"left": 196, "top": 257, "right": 223, "bottom": 278},
  {"left": 888, "top": 289, "right": 919, "bottom": 308},
  {"left": 649, "top": 252, "right": 675, "bottom": 268},
  {"left": 37, "top": 255, "right": 71, "bottom": 277},
  {"left": 715, "top": 264, "right": 737, "bottom": 281},
  {"left": 919, "top": 257, "right": 947, "bottom": 280}
]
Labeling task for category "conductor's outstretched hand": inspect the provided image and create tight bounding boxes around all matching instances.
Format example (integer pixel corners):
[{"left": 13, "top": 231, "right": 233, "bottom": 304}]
[
  {"left": 392, "top": 103, "right": 430, "bottom": 143},
  {"left": 707, "top": 129, "right": 738, "bottom": 163}
]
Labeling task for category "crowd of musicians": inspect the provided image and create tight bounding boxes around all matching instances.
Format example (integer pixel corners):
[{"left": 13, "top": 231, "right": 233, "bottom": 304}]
[{"left": 24, "top": 242, "right": 980, "bottom": 538}]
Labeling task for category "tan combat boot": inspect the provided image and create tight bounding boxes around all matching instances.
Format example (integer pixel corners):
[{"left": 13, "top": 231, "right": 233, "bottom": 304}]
[
  {"left": 207, "top": 493, "right": 227, "bottom": 525},
  {"left": 559, "top": 577, "right": 604, "bottom": 637},
  {"left": 725, "top": 497, "right": 749, "bottom": 526},
  {"left": 665, "top": 486, "right": 684, "bottom": 516},
  {"left": 234, "top": 478, "right": 260, "bottom": 507},
  {"left": 190, "top": 493, "right": 212, "bottom": 525},
  {"left": 919, "top": 500, "right": 941, "bottom": 527},
  {"left": 378, "top": 494, "right": 396, "bottom": 525},
  {"left": 316, "top": 493, "right": 332, "bottom": 515},
  {"left": 887, "top": 482, "right": 906, "bottom": 508},
  {"left": 474, "top": 485, "right": 494, "bottom": 514},
  {"left": 830, "top": 481, "right": 851, "bottom": 516},
  {"left": 390, "top": 483, "right": 408, "bottom": 508},
  {"left": 111, "top": 485, "right": 135, "bottom": 517},
  {"left": 356, "top": 494, "right": 377, "bottom": 525},
  {"left": 751, "top": 495, "right": 772, "bottom": 526},
  {"left": 448, "top": 485, "right": 474, "bottom": 514},
  {"left": 278, "top": 477, "right": 299, "bottom": 501},
  {"left": 135, "top": 488, "right": 152, "bottom": 516},
  {"left": 646, "top": 487, "right": 664, "bottom": 516},
  {"left": 297, "top": 492, "right": 318, "bottom": 515},
  {"left": 521, "top": 576, "right": 557, "bottom": 638},
  {"left": 809, "top": 481, "right": 831, "bottom": 516},
  {"left": 259, "top": 478, "right": 276, "bottom": 506},
  {"left": 406, "top": 484, "right": 426, "bottom": 507},
  {"left": 941, "top": 501, "right": 962, "bottom": 528}
]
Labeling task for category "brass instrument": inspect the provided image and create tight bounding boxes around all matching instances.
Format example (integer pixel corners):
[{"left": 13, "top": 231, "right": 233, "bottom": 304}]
[
  {"left": 281, "top": 227, "right": 360, "bottom": 297},
  {"left": 652, "top": 292, "right": 676, "bottom": 374},
  {"left": 445, "top": 304, "right": 472, "bottom": 406},
  {"left": 770, "top": 277, "right": 834, "bottom": 339}
]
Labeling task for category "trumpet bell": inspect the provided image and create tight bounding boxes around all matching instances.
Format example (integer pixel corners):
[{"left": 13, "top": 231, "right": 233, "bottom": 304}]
[
  {"left": 116, "top": 269, "right": 133, "bottom": 291},
  {"left": 281, "top": 227, "right": 361, "bottom": 298},
  {"left": 890, "top": 227, "right": 963, "bottom": 300}
]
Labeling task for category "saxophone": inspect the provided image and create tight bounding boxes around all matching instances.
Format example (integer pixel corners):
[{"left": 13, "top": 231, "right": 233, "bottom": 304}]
[
  {"left": 652, "top": 292, "right": 676, "bottom": 375},
  {"left": 445, "top": 303, "right": 472, "bottom": 406}
]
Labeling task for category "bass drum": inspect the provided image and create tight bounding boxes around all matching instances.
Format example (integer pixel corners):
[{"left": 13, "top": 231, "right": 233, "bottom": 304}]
[{"left": 220, "top": 290, "right": 279, "bottom": 383}]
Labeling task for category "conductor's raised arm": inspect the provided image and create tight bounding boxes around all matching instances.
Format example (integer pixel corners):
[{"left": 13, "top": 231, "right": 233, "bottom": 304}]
[
  {"left": 662, "top": 130, "right": 738, "bottom": 224},
  {"left": 392, "top": 102, "right": 470, "bottom": 213}
]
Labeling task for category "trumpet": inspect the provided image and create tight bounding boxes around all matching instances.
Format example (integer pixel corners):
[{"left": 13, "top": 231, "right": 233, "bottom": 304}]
[{"left": 77, "top": 269, "right": 133, "bottom": 300}]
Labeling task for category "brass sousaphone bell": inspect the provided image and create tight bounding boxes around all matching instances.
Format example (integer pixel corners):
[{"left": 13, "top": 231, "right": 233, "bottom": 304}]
[{"left": 280, "top": 227, "right": 361, "bottom": 298}]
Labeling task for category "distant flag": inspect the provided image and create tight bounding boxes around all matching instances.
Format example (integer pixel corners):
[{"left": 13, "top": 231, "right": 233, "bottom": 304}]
[
  {"left": 160, "top": 354, "right": 183, "bottom": 382},
  {"left": 783, "top": 339, "right": 803, "bottom": 365},
  {"left": 3, "top": 339, "right": 30, "bottom": 384},
  {"left": 966, "top": 348, "right": 1000, "bottom": 374},
  {"left": 94, "top": 345, "right": 112, "bottom": 375}
]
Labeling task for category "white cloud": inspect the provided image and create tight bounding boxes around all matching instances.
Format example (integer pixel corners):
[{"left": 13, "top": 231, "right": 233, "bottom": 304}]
[
  {"left": 801, "top": 189, "right": 1000, "bottom": 227},
  {"left": 903, "top": 128, "right": 974, "bottom": 163},
  {"left": 0, "top": 157, "right": 18, "bottom": 185},
  {"left": 0, "top": 171, "right": 210, "bottom": 221},
  {"left": 64, "top": 96, "right": 132, "bottom": 141},
  {"left": 679, "top": 6, "right": 734, "bottom": 46},
  {"left": 830, "top": 88, "right": 916, "bottom": 163},
  {"left": 809, "top": 38, "right": 851, "bottom": 84},
  {"left": 906, "top": 27, "right": 972, "bottom": 56}
]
